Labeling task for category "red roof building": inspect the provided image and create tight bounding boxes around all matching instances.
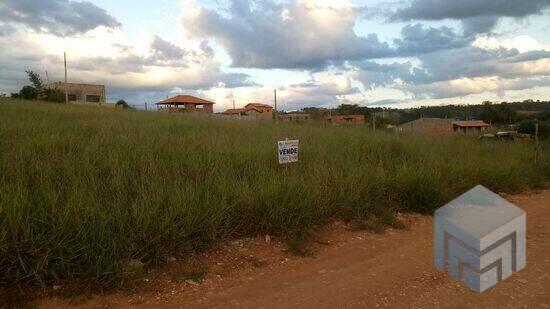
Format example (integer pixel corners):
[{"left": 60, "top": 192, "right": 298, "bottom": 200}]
[
  {"left": 453, "top": 120, "right": 490, "bottom": 133},
  {"left": 156, "top": 95, "right": 215, "bottom": 113},
  {"left": 222, "top": 103, "right": 273, "bottom": 120}
]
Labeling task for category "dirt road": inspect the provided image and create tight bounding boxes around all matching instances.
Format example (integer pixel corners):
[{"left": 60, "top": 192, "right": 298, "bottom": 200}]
[{"left": 37, "top": 190, "right": 550, "bottom": 308}]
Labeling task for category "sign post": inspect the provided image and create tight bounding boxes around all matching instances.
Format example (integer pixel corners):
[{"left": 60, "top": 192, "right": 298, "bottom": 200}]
[{"left": 278, "top": 139, "right": 299, "bottom": 164}]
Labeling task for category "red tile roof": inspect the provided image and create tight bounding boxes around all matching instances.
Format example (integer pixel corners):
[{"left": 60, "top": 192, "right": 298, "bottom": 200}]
[
  {"left": 156, "top": 95, "right": 215, "bottom": 105},
  {"left": 453, "top": 121, "right": 490, "bottom": 128},
  {"left": 245, "top": 103, "right": 273, "bottom": 109},
  {"left": 223, "top": 108, "right": 246, "bottom": 115}
]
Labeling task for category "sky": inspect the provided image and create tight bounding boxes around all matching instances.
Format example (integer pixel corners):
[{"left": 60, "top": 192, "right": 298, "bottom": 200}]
[{"left": 1, "top": 0, "right": 550, "bottom": 111}]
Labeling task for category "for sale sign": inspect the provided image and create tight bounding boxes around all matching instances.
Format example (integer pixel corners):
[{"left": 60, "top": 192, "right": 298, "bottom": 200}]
[{"left": 278, "top": 140, "right": 299, "bottom": 164}]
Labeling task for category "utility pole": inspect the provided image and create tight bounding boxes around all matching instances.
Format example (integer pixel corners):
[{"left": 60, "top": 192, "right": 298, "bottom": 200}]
[
  {"left": 64, "top": 52, "right": 68, "bottom": 104},
  {"left": 535, "top": 121, "right": 540, "bottom": 166},
  {"left": 274, "top": 89, "right": 278, "bottom": 121},
  {"left": 145, "top": 102, "right": 148, "bottom": 111},
  {"left": 45, "top": 70, "right": 50, "bottom": 84}
]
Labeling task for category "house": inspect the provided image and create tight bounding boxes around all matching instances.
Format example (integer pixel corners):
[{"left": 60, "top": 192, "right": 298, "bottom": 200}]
[
  {"left": 326, "top": 115, "right": 365, "bottom": 125},
  {"left": 397, "top": 118, "right": 490, "bottom": 134},
  {"left": 278, "top": 112, "right": 311, "bottom": 122},
  {"left": 453, "top": 120, "right": 490, "bottom": 133},
  {"left": 156, "top": 95, "right": 214, "bottom": 113},
  {"left": 222, "top": 103, "right": 273, "bottom": 120},
  {"left": 44, "top": 82, "right": 106, "bottom": 104},
  {"left": 397, "top": 118, "right": 454, "bottom": 134}
]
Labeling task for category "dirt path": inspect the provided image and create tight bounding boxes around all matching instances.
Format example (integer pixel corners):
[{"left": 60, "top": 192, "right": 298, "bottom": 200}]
[{"left": 37, "top": 190, "right": 550, "bottom": 308}]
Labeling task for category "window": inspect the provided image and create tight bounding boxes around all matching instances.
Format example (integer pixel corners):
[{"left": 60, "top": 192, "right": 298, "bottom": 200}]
[
  {"left": 86, "top": 95, "right": 101, "bottom": 103},
  {"left": 68, "top": 94, "right": 77, "bottom": 101}
]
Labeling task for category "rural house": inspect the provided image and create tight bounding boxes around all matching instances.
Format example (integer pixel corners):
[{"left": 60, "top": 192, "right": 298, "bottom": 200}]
[
  {"left": 223, "top": 103, "right": 273, "bottom": 120},
  {"left": 44, "top": 82, "right": 106, "bottom": 104},
  {"left": 156, "top": 95, "right": 214, "bottom": 113},
  {"left": 326, "top": 115, "right": 365, "bottom": 125},
  {"left": 397, "top": 118, "right": 490, "bottom": 134},
  {"left": 453, "top": 120, "right": 490, "bottom": 133}
]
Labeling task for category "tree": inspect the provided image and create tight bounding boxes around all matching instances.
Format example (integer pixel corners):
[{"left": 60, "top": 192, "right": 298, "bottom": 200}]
[
  {"left": 116, "top": 99, "right": 131, "bottom": 109},
  {"left": 19, "top": 86, "right": 38, "bottom": 100},
  {"left": 25, "top": 70, "right": 43, "bottom": 90}
]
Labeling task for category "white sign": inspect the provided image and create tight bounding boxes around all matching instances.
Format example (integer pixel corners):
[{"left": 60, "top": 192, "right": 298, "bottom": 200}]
[{"left": 278, "top": 140, "right": 299, "bottom": 164}]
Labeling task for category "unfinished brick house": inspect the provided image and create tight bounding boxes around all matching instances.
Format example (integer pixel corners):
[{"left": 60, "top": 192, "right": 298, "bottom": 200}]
[
  {"left": 326, "top": 115, "right": 365, "bottom": 125},
  {"left": 223, "top": 103, "right": 273, "bottom": 120},
  {"left": 156, "top": 95, "right": 215, "bottom": 113},
  {"left": 44, "top": 82, "right": 106, "bottom": 104}
]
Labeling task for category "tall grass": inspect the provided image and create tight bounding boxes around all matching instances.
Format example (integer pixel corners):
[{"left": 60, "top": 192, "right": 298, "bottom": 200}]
[{"left": 0, "top": 100, "right": 548, "bottom": 287}]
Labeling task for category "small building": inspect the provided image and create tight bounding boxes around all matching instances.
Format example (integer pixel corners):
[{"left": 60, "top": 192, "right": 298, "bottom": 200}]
[
  {"left": 326, "top": 115, "right": 365, "bottom": 125},
  {"left": 397, "top": 118, "right": 454, "bottom": 134},
  {"left": 156, "top": 95, "right": 214, "bottom": 113},
  {"left": 453, "top": 120, "right": 490, "bottom": 133},
  {"left": 44, "top": 82, "right": 106, "bottom": 104},
  {"left": 278, "top": 112, "right": 311, "bottom": 122},
  {"left": 222, "top": 103, "right": 273, "bottom": 120}
]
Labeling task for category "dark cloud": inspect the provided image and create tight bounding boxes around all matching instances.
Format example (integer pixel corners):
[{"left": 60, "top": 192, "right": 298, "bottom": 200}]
[
  {"left": 391, "top": 0, "right": 550, "bottom": 35},
  {"left": 351, "top": 61, "right": 413, "bottom": 88},
  {"left": 394, "top": 24, "right": 470, "bottom": 56},
  {"left": 184, "top": 0, "right": 392, "bottom": 69},
  {"left": 0, "top": 0, "right": 121, "bottom": 36},
  {"left": 392, "top": 0, "right": 550, "bottom": 21},
  {"left": 151, "top": 35, "right": 186, "bottom": 60}
]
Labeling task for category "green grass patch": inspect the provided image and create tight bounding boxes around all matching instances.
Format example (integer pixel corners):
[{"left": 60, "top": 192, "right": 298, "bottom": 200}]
[{"left": 0, "top": 99, "right": 548, "bottom": 288}]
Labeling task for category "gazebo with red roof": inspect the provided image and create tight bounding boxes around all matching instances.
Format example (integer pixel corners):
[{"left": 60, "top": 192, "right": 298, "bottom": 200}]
[{"left": 156, "top": 95, "right": 215, "bottom": 113}]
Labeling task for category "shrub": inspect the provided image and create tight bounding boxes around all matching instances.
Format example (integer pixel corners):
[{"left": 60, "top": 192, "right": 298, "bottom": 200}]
[
  {"left": 517, "top": 119, "right": 548, "bottom": 138},
  {"left": 18, "top": 86, "right": 37, "bottom": 100},
  {"left": 44, "top": 88, "right": 66, "bottom": 103}
]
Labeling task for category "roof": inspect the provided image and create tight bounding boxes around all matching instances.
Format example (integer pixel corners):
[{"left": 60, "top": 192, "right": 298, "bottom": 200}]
[
  {"left": 245, "top": 103, "right": 273, "bottom": 109},
  {"left": 156, "top": 95, "right": 215, "bottom": 105},
  {"left": 453, "top": 120, "right": 489, "bottom": 128},
  {"left": 223, "top": 108, "right": 245, "bottom": 115}
]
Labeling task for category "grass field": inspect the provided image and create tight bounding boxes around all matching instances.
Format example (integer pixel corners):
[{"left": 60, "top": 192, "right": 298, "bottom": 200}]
[{"left": 0, "top": 99, "right": 548, "bottom": 288}]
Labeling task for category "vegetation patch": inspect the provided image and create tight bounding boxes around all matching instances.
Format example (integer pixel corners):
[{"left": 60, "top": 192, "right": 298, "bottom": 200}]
[{"left": 0, "top": 100, "right": 548, "bottom": 289}]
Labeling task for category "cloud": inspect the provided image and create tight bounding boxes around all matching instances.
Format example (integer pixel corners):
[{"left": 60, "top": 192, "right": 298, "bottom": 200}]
[
  {"left": 392, "top": 0, "right": 550, "bottom": 21},
  {"left": 0, "top": 31, "right": 255, "bottom": 101},
  {"left": 279, "top": 72, "right": 362, "bottom": 109},
  {"left": 398, "top": 76, "right": 550, "bottom": 99},
  {"left": 352, "top": 42, "right": 550, "bottom": 100},
  {"left": 182, "top": 0, "right": 392, "bottom": 69},
  {"left": 0, "top": 0, "right": 121, "bottom": 36},
  {"left": 394, "top": 24, "right": 470, "bottom": 56},
  {"left": 391, "top": 0, "right": 550, "bottom": 35},
  {"left": 150, "top": 35, "right": 186, "bottom": 61}
]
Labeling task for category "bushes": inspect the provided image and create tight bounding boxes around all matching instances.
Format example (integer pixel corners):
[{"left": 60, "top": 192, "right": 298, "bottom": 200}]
[
  {"left": 518, "top": 119, "right": 548, "bottom": 138},
  {"left": 0, "top": 101, "right": 548, "bottom": 288},
  {"left": 18, "top": 85, "right": 38, "bottom": 100}
]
